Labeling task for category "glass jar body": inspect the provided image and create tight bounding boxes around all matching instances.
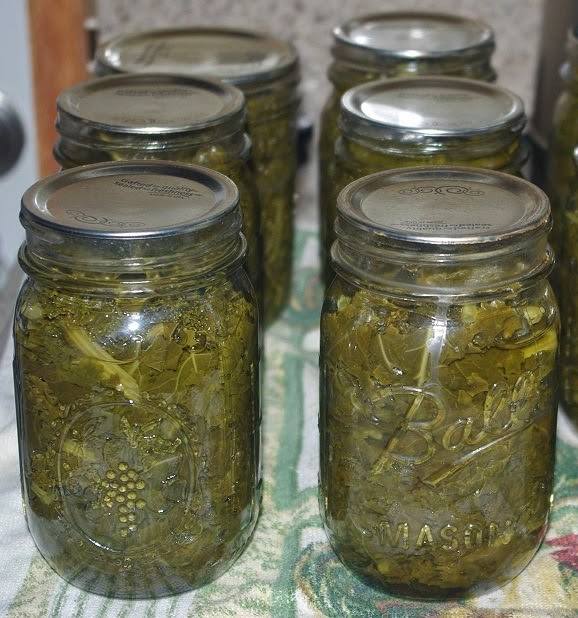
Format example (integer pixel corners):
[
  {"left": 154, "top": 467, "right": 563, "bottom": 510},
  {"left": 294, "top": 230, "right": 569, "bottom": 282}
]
[
  {"left": 321, "top": 136, "right": 527, "bottom": 284},
  {"left": 319, "top": 274, "right": 558, "bottom": 599},
  {"left": 546, "top": 80, "right": 578, "bottom": 303},
  {"left": 54, "top": 133, "right": 263, "bottom": 310},
  {"left": 559, "top": 141, "right": 578, "bottom": 421},
  {"left": 244, "top": 83, "right": 299, "bottom": 322},
  {"left": 14, "top": 268, "right": 261, "bottom": 598}
]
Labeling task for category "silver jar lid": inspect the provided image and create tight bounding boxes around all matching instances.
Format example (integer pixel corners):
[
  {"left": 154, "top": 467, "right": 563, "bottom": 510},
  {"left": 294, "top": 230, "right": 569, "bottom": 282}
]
[
  {"left": 95, "top": 27, "right": 299, "bottom": 93},
  {"left": 20, "top": 161, "right": 241, "bottom": 270},
  {"left": 332, "top": 12, "right": 494, "bottom": 69},
  {"left": 56, "top": 73, "right": 246, "bottom": 147},
  {"left": 340, "top": 76, "right": 525, "bottom": 147},
  {"left": 337, "top": 167, "right": 550, "bottom": 251}
]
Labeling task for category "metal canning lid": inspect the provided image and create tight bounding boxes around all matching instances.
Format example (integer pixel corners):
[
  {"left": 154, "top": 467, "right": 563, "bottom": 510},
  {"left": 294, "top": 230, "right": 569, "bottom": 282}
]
[
  {"left": 56, "top": 73, "right": 246, "bottom": 145},
  {"left": 340, "top": 77, "right": 525, "bottom": 144},
  {"left": 332, "top": 12, "right": 494, "bottom": 67},
  {"left": 95, "top": 27, "right": 299, "bottom": 91},
  {"left": 21, "top": 161, "right": 240, "bottom": 245},
  {"left": 337, "top": 167, "right": 550, "bottom": 251}
]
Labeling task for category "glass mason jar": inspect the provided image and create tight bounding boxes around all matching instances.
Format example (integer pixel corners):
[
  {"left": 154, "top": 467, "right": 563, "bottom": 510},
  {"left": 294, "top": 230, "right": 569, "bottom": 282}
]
[
  {"left": 560, "top": 148, "right": 578, "bottom": 421},
  {"left": 321, "top": 76, "right": 527, "bottom": 283},
  {"left": 53, "top": 72, "right": 263, "bottom": 311},
  {"left": 319, "top": 12, "right": 496, "bottom": 255},
  {"left": 14, "top": 161, "right": 261, "bottom": 598},
  {"left": 546, "top": 29, "right": 578, "bottom": 307},
  {"left": 94, "top": 28, "right": 300, "bottom": 323},
  {"left": 320, "top": 167, "right": 559, "bottom": 599}
]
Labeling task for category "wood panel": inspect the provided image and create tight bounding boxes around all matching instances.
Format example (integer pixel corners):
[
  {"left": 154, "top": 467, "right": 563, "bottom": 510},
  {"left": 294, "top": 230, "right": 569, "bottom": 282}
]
[{"left": 27, "top": 0, "right": 90, "bottom": 177}]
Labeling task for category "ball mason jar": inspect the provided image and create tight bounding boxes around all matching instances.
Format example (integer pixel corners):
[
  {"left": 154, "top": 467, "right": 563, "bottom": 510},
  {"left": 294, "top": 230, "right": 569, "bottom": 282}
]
[
  {"left": 560, "top": 147, "right": 578, "bottom": 421},
  {"left": 320, "top": 167, "right": 559, "bottom": 599},
  {"left": 546, "top": 28, "right": 578, "bottom": 313},
  {"left": 53, "top": 72, "right": 263, "bottom": 311},
  {"left": 14, "top": 161, "right": 261, "bottom": 598},
  {"left": 95, "top": 27, "right": 300, "bottom": 323},
  {"left": 319, "top": 11, "right": 496, "bottom": 253},
  {"left": 322, "top": 76, "right": 527, "bottom": 283}
]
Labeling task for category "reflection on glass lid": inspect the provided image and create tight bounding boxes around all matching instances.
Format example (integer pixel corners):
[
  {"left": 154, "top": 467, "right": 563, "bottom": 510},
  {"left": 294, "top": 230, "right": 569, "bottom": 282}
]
[
  {"left": 333, "top": 12, "right": 494, "bottom": 59},
  {"left": 340, "top": 77, "right": 525, "bottom": 141},
  {"left": 56, "top": 73, "right": 246, "bottom": 136},
  {"left": 337, "top": 166, "right": 549, "bottom": 248},
  {"left": 21, "top": 161, "right": 239, "bottom": 239},
  {"left": 95, "top": 27, "right": 298, "bottom": 87}
]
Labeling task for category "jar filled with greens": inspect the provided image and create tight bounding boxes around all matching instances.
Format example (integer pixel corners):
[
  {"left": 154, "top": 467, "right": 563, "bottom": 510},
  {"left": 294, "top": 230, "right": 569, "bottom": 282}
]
[
  {"left": 321, "top": 76, "right": 527, "bottom": 283},
  {"left": 95, "top": 28, "right": 300, "bottom": 323},
  {"left": 319, "top": 12, "right": 496, "bottom": 264},
  {"left": 546, "top": 29, "right": 578, "bottom": 315},
  {"left": 320, "top": 167, "right": 558, "bottom": 599},
  {"left": 54, "top": 73, "right": 263, "bottom": 310},
  {"left": 560, "top": 148, "right": 578, "bottom": 422},
  {"left": 14, "top": 161, "right": 261, "bottom": 598}
]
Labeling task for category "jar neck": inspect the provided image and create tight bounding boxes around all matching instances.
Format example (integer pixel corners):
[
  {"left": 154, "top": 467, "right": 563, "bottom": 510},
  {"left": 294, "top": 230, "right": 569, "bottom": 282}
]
[
  {"left": 332, "top": 226, "right": 553, "bottom": 300},
  {"left": 19, "top": 237, "right": 247, "bottom": 296},
  {"left": 328, "top": 58, "right": 496, "bottom": 93},
  {"left": 239, "top": 67, "right": 299, "bottom": 95},
  {"left": 20, "top": 213, "right": 247, "bottom": 296},
  {"left": 337, "top": 132, "right": 528, "bottom": 175},
  {"left": 54, "top": 130, "right": 251, "bottom": 168}
]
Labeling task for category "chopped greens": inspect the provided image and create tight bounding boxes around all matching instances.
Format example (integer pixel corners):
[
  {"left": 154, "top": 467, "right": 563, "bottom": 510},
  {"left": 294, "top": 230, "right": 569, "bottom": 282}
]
[
  {"left": 244, "top": 91, "right": 299, "bottom": 322},
  {"left": 14, "top": 273, "right": 260, "bottom": 598},
  {"left": 560, "top": 164, "right": 578, "bottom": 421},
  {"left": 320, "top": 276, "right": 558, "bottom": 598}
]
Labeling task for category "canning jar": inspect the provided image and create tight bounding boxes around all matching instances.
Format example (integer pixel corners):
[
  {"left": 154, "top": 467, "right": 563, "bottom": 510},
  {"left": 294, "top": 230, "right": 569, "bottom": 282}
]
[
  {"left": 546, "top": 28, "right": 578, "bottom": 306},
  {"left": 14, "top": 161, "right": 261, "bottom": 598},
  {"left": 54, "top": 73, "right": 263, "bottom": 309},
  {"left": 322, "top": 76, "right": 527, "bottom": 282},
  {"left": 560, "top": 148, "right": 578, "bottom": 421},
  {"left": 319, "top": 12, "right": 496, "bottom": 254},
  {"left": 95, "top": 27, "right": 300, "bottom": 323},
  {"left": 320, "top": 167, "right": 559, "bottom": 599}
]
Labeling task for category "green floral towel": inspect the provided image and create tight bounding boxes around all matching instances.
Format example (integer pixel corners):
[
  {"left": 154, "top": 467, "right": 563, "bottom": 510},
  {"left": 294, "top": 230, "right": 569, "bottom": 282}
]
[{"left": 2, "top": 228, "right": 578, "bottom": 617}]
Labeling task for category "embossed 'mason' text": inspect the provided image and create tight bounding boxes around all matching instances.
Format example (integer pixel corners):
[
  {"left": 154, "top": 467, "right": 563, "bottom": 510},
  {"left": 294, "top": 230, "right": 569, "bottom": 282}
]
[{"left": 376, "top": 519, "right": 514, "bottom": 552}]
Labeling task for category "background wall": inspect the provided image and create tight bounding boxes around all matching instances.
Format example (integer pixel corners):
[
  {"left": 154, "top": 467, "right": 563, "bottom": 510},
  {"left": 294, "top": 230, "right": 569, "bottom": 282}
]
[
  {"left": 0, "top": 3, "right": 36, "bottom": 287},
  {"left": 96, "top": 0, "right": 545, "bottom": 125}
]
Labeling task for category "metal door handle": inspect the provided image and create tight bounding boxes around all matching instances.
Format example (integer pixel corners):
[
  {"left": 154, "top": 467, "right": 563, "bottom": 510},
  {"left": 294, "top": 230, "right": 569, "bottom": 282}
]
[{"left": 0, "top": 90, "right": 24, "bottom": 176}]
